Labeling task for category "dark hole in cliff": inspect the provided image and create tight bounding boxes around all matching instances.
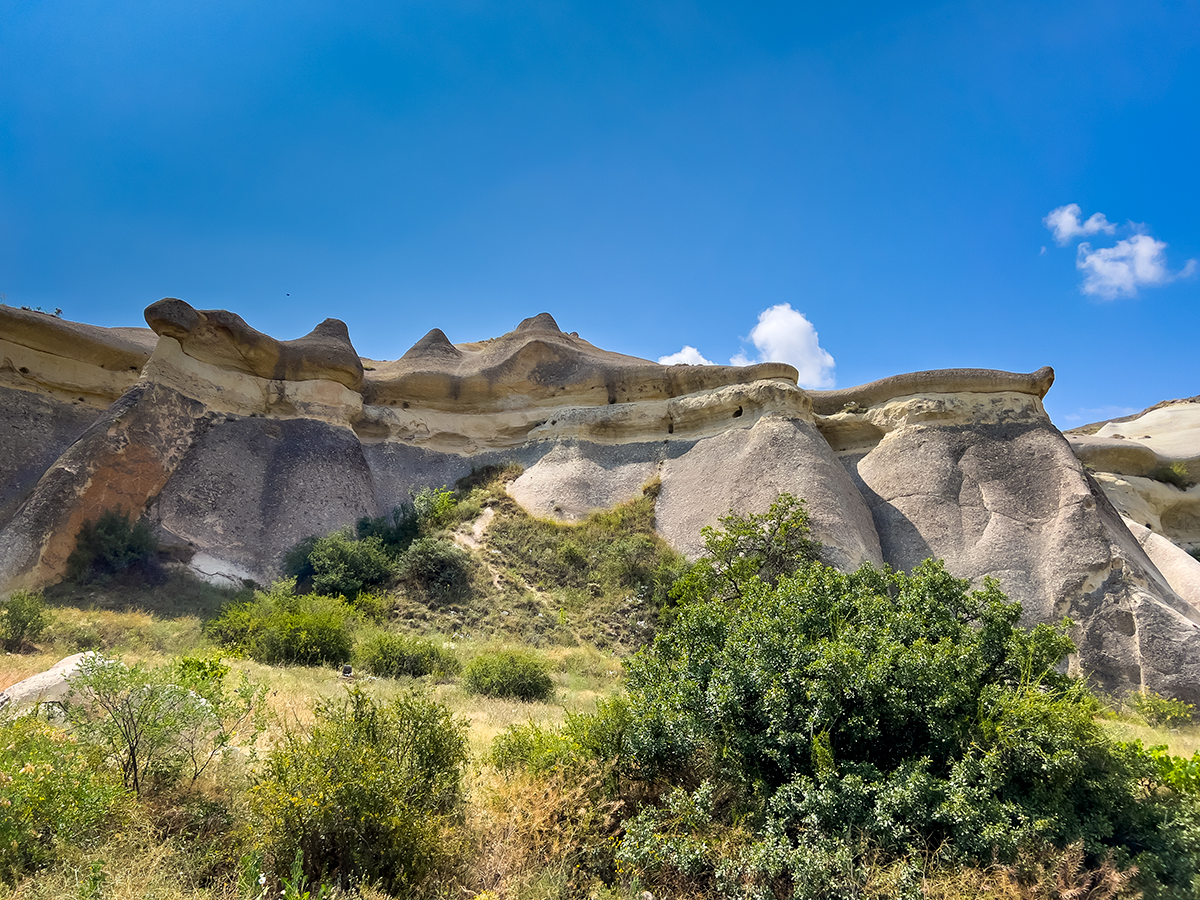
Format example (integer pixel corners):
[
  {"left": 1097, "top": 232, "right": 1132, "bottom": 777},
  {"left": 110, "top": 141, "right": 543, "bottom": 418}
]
[
  {"left": 667, "top": 422, "right": 674, "bottom": 434},
  {"left": 551, "top": 420, "right": 557, "bottom": 425},
  {"left": 402, "top": 401, "right": 409, "bottom": 409},
  {"left": 18, "top": 366, "right": 28, "bottom": 374},
  {"left": 733, "top": 406, "right": 743, "bottom": 418}
]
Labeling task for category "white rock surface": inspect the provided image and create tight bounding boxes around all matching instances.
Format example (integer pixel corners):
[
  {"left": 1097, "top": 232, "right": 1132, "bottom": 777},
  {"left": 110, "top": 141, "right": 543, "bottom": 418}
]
[{"left": 0, "top": 651, "right": 94, "bottom": 711}]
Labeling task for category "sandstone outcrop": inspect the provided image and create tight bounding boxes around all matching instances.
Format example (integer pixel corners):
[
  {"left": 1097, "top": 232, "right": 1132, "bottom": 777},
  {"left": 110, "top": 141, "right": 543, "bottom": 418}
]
[
  {"left": 2, "top": 300, "right": 1198, "bottom": 701},
  {"left": 1068, "top": 401, "right": 1200, "bottom": 554}
]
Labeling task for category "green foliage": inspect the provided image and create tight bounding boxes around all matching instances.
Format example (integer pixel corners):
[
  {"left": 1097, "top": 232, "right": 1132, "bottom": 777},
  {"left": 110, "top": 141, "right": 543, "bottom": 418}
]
[
  {"left": 0, "top": 715, "right": 126, "bottom": 883},
  {"left": 1147, "top": 744, "right": 1200, "bottom": 795},
  {"left": 413, "top": 486, "right": 458, "bottom": 532},
  {"left": 66, "top": 508, "right": 158, "bottom": 583},
  {"left": 0, "top": 588, "right": 51, "bottom": 652},
  {"left": 397, "top": 536, "right": 472, "bottom": 603},
  {"left": 464, "top": 649, "right": 554, "bottom": 701},
  {"left": 250, "top": 687, "right": 468, "bottom": 893},
  {"left": 208, "top": 579, "right": 356, "bottom": 666},
  {"left": 355, "top": 631, "right": 461, "bottom": 679},
  {"left": 612, "top": 545, "right": 1195, "bottom": 895},
  {"left": 282, "top": 529, "right": 396, "bottom": 598},
  {"left": 355, "top": 503, "right": 420, "bottom": 555},
  {"left": 1130, "top": 689, "right": 1196, "bottom": 727},
  {"left": 671, "top": 492, "right": 821, "bottom": 604},
  {"left": 491, "top": 696, "right": 632, "bottom": 776},
  {"left": 66, "top": 654, "right": 265, "bottom": 795},
  {"left": 1152, "top": 461, "right": 1195, "bottom": 490}
]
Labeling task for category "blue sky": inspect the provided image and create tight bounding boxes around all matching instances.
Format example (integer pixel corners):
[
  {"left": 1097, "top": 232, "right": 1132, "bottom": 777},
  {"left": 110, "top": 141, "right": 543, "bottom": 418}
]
[{"left": 2, "top": 1, "right": 1196, "bottom": 426}]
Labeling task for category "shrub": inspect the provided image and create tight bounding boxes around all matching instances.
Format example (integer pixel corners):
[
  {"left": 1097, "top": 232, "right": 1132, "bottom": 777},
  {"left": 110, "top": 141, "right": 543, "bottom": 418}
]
[
  {"left": 414, "top": 486, "right": 458, "bottom": 532},
  {"left": 464, "top": 650, "right": 554, "bottom": 701},
  {"left": 0, "top": 588, "right": 51, "bottom": 652},
  {"left": 397, "top": 536, "right": 472, "bottom": 602},
  {"left": 66, "top": 508, "right": 158, "bottom": 583},
  {"left": 66, "top": 654, "right": 265, "bottom": 795},
  {"left": 611, "top": 554, "right": 1200, "bottom": 896},
  {"left": 492, "top": 696, "right": 632, "bottom": 777},
  {"left": 208, "top": 579, "right": 356, "bottom": 666},
  {"left": 670, "top": 492, "right": 821, "bottom": 604},
  {"left": 1130, "top": 689, "right": 1195, "bottom": 727},
  {"left": 1152, "top": 461, "right": 1194, "bottom": 490},
  {"left": 250, "top": 687, "right": 468, "bottom": 893},
  {"left": 355, "top": 631, "right": 461, "bottom": 679},
  {"left": 356, "top": 503, "right": 420, "bottom": 555},
  {"left": 282, "top": 529, "right": 396, "bottom": 598},
  {"left": 0, "top": 715, "right": 126, "bottom": 883}
]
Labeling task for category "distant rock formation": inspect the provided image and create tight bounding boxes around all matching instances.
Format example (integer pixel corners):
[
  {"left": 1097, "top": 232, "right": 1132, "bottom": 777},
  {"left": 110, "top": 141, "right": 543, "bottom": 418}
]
[
  {"left": 2, "top": 300, "right": 1199, "bottom": 701},
  {"left": 1067, "top": 402, "right": 1200, "bottom": 556}
]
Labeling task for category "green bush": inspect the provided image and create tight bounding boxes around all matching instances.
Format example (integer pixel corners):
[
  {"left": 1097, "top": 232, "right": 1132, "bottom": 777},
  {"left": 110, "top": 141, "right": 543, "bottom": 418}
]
[
  {"left": 1152, "top": 461, "right": 1194, "bottom": 490},
  {"left": 355, "top": 631, "right": 461, "bottom": 679},
  {"left": 250, "top": 687, "right": 468, "bottom": 893},
  {"left": 0, "top": 715, "right": 126, "bottom": 883},
  {"left": 491, "top": 696, "right": 632, "bottom": 776},
  {"left": 463, "top": 649, "right": 554, "bottom": 701},
  {"left": 356, "top": 503, "right": 420, "bottom": 555},
  {"left": 65, "top": 508, "right": 158, "bottom": 583},
  {"left": 610, "top": 555, "right": 1200, "bottom": 896},
  {"left": 282, "top": 529, "right": 396, "bottom": 598},
  {"left": 0, "top": 589, "right": 51, "bottom": 652},
  {"left": 670, "top": 492, "right": 821, "bottom": 604},
  {"left": 66, "top": 654, "right": 265, "bottom": 795},
  {"left": 413, "top": 486, "right": 458, "bottom": 532},
  {"left": 208, "top": 579, "right": 356, "bottom": 666},
  {"left": 397, "top": 536, "right": 472, "bottom": 602}
]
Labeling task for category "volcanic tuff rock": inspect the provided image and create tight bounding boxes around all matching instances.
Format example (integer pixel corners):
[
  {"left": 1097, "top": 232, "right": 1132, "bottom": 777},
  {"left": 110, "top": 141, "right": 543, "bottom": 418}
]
[{"left": 2, "top": 299, "right": 1199, "bottom": 700}]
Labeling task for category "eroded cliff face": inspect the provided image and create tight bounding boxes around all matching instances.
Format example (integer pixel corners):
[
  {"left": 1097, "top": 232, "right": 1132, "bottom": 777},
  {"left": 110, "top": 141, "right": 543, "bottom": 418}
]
[{"left": 2, "top": 300, "right": 1198, "bottom": 700}]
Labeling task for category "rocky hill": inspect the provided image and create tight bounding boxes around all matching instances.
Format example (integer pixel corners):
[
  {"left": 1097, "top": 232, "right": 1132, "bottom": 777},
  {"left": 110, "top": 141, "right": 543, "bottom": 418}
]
[{"left": 3, "top": 300, "right": 1200, "bottom": 700}]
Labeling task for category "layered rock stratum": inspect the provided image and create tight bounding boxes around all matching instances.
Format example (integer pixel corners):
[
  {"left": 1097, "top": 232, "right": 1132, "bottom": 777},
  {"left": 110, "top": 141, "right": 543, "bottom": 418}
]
[{"left": 2, "top": 300, "right": 1199, "bottom": 700}]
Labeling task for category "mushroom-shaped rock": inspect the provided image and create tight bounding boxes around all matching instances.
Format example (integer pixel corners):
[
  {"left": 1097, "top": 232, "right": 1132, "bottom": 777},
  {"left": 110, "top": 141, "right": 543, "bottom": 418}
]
[
  {"left": 145, "top": 298, "right": 363, "bottom": 390},
  {"left": 810, "top": 366, "right": 1055, "bottom": 415}
]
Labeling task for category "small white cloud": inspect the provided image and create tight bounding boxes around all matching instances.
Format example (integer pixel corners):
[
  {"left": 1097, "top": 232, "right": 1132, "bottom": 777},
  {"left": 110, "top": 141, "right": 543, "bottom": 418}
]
[
  {"left": 1076, "top": 234, "right": 1197, "bottom": 299},
  {"left": 1058, "top": 405, "right": 1139, "bottom": 425},
  {"left": 1044, "top": 203, "right": 1116, "bottom": 245},
  {"left": 658, "top": 345, "right": 715, "bottom": 366},
  {"left": 731, "top": 303, "right": 835, "bottom": 389}
]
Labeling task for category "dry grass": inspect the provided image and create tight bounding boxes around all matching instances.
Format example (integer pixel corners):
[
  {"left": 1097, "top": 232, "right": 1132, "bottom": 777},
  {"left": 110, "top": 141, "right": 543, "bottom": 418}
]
[
  {"left": 1099, "top": 717, "right": 1200, "bottom": 758},
  {"left": 458, "top": 766, "right": 625, "bottom": 900}
]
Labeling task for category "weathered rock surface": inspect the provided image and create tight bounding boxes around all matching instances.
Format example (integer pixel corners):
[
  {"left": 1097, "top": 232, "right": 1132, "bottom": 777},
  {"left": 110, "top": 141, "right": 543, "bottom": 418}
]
[
  {"left": 0, "top": 651, "right": 94, "bottom": 711},
  {"left": 1068, "top": 401, "right": 1200, "bottom": 554},
  {"left": 2, "top": 302, "right": 1198, "bottom": 699}
]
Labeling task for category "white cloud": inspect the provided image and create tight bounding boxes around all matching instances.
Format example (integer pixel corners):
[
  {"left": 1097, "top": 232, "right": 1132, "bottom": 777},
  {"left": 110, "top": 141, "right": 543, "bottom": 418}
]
[
  {"left": 1058, "top": 405, "right": 1138, "bottom": 426},
  {"left": 730, "top": 303, "right": 835, "bottom": 389},
  {"left": 658, "top": 345, "right": 715, "bottom": 366},
  {"left": 1076, "top": 234, "right": 1198, "bottom": 299},
  {"left": 1044, "top": 203, "right": 1116, "bottom": 245}
]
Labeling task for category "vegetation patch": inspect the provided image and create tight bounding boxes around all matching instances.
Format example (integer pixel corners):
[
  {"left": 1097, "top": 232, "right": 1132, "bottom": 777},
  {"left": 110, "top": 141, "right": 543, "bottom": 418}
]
[
  {"left": 66, "top": 508, "right": 160, "bottom": 584},
  {"left": 250, "top": 687, "right": 468, "bottom": 894},
  {"left": 464, "top": 649, "right": 554, "bottom": 701},
  {"left": 207, "top": 579, "right": 357, "bottom": 666},
  {"left": 0, "top": 589, "right": 50, "bottom": 652},
  {"left": 355, "top": 631, "right": 461, "bottom": 679}
]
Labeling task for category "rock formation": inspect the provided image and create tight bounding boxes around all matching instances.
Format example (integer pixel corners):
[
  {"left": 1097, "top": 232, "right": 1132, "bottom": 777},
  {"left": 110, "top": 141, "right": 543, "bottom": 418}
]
[{"left": 2, "top": 300, "right": 1199, "bottom": 701}]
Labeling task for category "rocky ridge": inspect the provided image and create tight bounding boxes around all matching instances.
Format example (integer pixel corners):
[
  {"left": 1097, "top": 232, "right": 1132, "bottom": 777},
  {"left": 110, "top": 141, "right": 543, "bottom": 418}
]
[{"left": 2, "top": 300, "right": 1199, "bottom": 701}]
